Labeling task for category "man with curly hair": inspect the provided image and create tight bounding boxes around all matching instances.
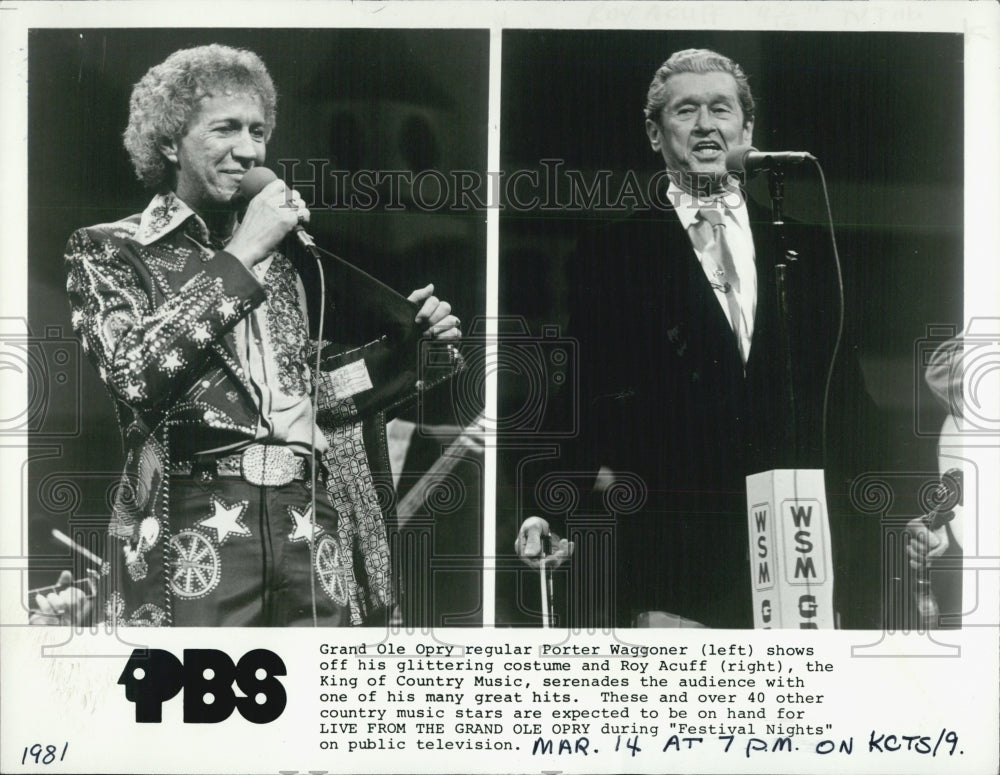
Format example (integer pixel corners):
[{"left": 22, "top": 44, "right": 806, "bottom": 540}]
[{"left": 64, "top": 44, "right": 461, "bottom": 626}]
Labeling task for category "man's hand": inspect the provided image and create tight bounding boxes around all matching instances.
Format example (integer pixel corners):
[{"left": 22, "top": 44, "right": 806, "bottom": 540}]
[
  {"left": 227, "top": 179, "right": 310, "bottom": 269},
  {"left": 408, "top": 284, "right": 462, "bottom": 340},
  {"left": 906, "top": 517, "right": 950, "bottom": 572},
  {"left": 29, "top": 570, "right": 96, "bottom": 626},
  {"left": 515, "top": 516, "right": 574, "bottom": 569}
]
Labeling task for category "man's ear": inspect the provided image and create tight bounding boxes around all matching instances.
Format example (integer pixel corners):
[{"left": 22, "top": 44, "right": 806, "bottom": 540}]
[
  {"left": 740, "top": 119, "right": 754, "bottom": 149},
  {"left": 645, "top": 118, "right": 663, "bottom": 152},
  {"left": 157, "top": 136, "right": 179, "bottom": 165}
]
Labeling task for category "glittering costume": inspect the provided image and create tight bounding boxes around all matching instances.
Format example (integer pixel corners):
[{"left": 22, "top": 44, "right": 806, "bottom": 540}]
[{"left": 66, "top": 193, "right": 458, "bottom": 625}]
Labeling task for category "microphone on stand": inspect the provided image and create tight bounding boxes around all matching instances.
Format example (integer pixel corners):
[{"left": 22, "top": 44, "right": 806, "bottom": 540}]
[
  {"left": 726, "top": 147, "right": 816, "bottom": 175},
  {"left": 239, "top": 166, "right": 320, "bottom": 257}
]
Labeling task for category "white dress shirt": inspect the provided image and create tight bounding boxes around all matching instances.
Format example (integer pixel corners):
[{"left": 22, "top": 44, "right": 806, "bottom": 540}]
[{"left": 667, "top": 181, "right": 758, "bottom": 360}]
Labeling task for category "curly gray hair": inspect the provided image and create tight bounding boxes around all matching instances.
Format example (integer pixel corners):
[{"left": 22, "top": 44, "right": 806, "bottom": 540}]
[
  {"left": 123, "top": 44, "right": 277, "bottom": 190},
  {"left": 644, "top": 48, "right": 755, "bottom": 126}
]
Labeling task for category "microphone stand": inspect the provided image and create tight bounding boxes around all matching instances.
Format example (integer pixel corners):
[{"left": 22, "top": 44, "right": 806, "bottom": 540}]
[
  {"left": 768, "top": 168, "right": 798, "bottom": 463},
  {"left": 539, "top": 534, "right": 555, "bottom": 628}
]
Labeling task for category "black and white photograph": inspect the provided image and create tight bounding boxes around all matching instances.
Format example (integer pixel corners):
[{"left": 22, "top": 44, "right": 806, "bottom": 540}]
[
  {"left": 496, "top": 30, "right": 965, "bottom": 632},
  {"left": 21, "top": 27, "right": 488, "bottom": 630},
  {"left": 0, "top": 3, "right": 997, "bottom": 775}
]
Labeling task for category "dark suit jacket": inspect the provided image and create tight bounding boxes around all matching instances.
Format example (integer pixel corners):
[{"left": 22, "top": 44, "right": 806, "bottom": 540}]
[{"left": 533, "top": 195, "right": 884, "bottom": 628}]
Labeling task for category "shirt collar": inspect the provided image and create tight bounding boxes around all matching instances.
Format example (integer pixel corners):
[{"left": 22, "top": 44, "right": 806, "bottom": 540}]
[
  {"left": 134, "top": 192, "right": 214, "bottom": 246},
  {"left": 666, "top": 179, "right": 750, "bottom": 233}
]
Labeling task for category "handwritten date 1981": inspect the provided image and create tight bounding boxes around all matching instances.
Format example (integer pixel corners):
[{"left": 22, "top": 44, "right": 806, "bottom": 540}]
[{"left": 21, "top": 743, "right": 68, "bottom": 766}]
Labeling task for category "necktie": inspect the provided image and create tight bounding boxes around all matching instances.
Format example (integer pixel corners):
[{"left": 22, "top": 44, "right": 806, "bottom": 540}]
[{"left": 694, "top": 207, "right": 747, "bottom": 362}]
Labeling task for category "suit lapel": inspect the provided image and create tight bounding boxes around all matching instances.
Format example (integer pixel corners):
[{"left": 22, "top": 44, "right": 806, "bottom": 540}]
[{"left": 745, "top": 198, "right": 778, "bottom": 373}]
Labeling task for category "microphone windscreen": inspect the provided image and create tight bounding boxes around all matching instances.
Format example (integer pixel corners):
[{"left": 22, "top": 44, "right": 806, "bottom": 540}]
[
  {"left": 239, "top": 166, "right": 278, "bottom": 200},
  {"left": 725, "top": 146, "right": 755, "bottom": 173}
]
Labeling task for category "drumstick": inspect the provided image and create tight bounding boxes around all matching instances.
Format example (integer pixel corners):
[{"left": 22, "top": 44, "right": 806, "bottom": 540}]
[{"left": 51, "top": 528, "right": 104, "bottom": 567}]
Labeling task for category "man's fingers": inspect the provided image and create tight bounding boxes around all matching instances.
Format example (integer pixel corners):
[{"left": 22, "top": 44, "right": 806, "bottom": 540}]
[
  {"left": 545, "top": 538, "right": 574, "bottom": 569},
  {"left": 32, "top": 576, "right": 92, "bottom": 624},
  {"left": 285, "top": 188, "right": 310, "bottom": 225},
  {"left": 34, "top": 593, "right": 55, "bottom": 617},
  {"left": 426, "top": 316, "right": 462, "bottom": 339},
  {"left": 431, "top": 326, "right": 462, "bottom": 341},
  {"left": 515, "top": 516, "right": 574, "bottom": 569},
  {"left": 407, "top": 283, "right": 435, "bottom": 305},
  {"left": 415, "top": 295, "right": 442, "bottom": 323},
  {"left": 519, "top": 526, "right": 545, "bottom": 559},
  {"left": 515, "top": 517, "right": 550, "bottom": 557},
  {"left": 257, "top": 178, "right": 287, "bottom": 197},
  {"left": 62, "top": 585, "right": 86, "bottom": 612},
  {"left": 229, "top": 182, "right": 312, "bottom": 267},
  {"left": 424, "top": 300, "right": 452, "bottom": 326},
  {"left": 927, "top": 531, "right": 948, "bottom": 559},
  {"left": 518, "top": 533, "right": 570, "bottom": 569},
  {"left": 40, "top": 592, "right": 67, "bottom": 618},
  {"left": 407, "top": 286, "right": 459, "bottom": 335},
  {"left": 66, "top": 587, "right": 93, "bottom": 624},
  {"left": 906, "top": 525, "right": 948, "bottom": 570}
]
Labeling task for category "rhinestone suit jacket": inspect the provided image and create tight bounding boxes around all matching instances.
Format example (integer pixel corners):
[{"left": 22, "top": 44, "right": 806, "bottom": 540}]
[{"left": 65, "top": 193, "right": 457, "bottom": 625}]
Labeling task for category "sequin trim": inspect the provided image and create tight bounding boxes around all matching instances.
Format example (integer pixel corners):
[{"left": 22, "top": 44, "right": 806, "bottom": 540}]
[
  {"left": 263, "top": 255, "right": 309, "bottom": 396},
  {"left": 315, "top": 535, "right": 351, "bottom": 607}
]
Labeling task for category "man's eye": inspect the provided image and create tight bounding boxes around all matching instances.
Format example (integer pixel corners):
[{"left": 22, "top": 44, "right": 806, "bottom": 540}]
[{"left": 251, "top": 128, "right": 266, "bottom": 140}]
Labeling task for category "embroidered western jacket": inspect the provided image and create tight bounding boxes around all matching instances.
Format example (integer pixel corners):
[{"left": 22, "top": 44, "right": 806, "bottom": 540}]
[{"left": 65, "top": 193, "right": 458, "bottom": 625}]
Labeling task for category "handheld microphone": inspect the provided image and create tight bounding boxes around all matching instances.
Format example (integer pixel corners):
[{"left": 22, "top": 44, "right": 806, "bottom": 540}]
[
  {"left": 726, "top": 147, "right": 816, "bottom": 174},
  {"left": 239, "top": 166, "right": 318, "bottom": 252}
]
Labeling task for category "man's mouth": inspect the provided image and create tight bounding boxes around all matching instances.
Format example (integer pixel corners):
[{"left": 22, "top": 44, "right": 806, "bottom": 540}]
[{"left": 692, "top": 141, "right": 723, "bottom": 158}]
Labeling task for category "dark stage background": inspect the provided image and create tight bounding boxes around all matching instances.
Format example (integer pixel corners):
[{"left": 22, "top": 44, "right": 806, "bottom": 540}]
[
  {"left": 495, "top": 31, "right": 964, "bottom": 627},
  {"left": 24, "top": 29, "right": 966, "bottom": 628},
  {"left": 26, "top": 28, "right": 488, "bottom": 626}
]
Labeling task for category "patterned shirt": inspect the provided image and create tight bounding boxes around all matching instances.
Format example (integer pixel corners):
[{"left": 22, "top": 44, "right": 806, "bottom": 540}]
[{"left": 128, "top": 193, "right": 327, "bottom": 454}]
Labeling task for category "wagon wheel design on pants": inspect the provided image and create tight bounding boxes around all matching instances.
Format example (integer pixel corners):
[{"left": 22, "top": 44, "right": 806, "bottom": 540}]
[{"left": 169, "top": 530, "right": 221, "bottom": 599}]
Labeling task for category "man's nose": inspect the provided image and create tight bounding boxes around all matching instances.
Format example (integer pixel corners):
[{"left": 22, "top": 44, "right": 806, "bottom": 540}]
[
  {"left": 231, "top": 129, "right": 259, "bottom": 162},
  {"left": 693, "top": 106, "right": 715, "bottom": 132}
]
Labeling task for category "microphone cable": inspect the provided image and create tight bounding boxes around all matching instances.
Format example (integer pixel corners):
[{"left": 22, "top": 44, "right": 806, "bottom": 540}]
[
  {"left": 809, "top": 158, "right": 845, "bottom": 471},
  {"left": 308, "top": 252, "right": 327, "bottom": 628}
]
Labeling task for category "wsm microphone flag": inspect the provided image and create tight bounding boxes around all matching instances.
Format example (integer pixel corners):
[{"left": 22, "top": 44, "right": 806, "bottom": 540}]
[{"left": 746, "top": 469, "right": 836, "bottom": 629}]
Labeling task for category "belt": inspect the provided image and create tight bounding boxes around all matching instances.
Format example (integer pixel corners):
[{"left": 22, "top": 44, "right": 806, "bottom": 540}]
[{"left": 172, "top": 443, "right": 311, "bottom": 487}]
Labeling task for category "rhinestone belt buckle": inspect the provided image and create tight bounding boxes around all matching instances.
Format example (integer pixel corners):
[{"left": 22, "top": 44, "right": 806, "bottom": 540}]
[{"left": 240, "top": 444, "right": 300, "bottom": 486}]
